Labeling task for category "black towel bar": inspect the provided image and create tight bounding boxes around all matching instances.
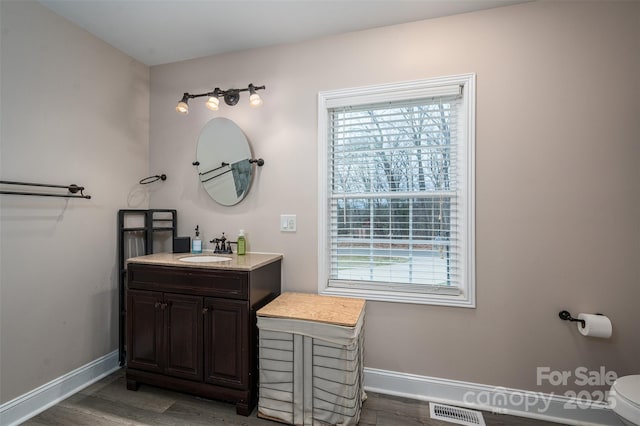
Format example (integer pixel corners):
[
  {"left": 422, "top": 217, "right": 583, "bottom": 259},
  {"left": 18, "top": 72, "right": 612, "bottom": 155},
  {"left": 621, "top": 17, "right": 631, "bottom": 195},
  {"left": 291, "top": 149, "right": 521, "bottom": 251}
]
[
  {"left": 0, "top": 180, "right": 91, "bottom": 199},
  {"left": 192, "top": 158, "right": 264, "bottom": 175}
]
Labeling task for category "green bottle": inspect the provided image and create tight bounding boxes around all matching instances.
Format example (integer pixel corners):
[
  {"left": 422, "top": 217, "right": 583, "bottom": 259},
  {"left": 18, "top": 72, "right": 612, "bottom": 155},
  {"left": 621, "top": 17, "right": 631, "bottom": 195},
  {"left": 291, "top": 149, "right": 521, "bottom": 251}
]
[{"left": 237, "top": 229, "right": 246, "bottom": 255}]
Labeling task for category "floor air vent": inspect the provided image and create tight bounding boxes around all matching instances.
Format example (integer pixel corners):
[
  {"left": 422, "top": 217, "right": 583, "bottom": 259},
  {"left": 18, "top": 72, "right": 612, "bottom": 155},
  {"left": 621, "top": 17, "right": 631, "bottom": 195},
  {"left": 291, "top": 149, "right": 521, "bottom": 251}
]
[{"left": 429, "top": 403, "right": 486, "bottom": 426}]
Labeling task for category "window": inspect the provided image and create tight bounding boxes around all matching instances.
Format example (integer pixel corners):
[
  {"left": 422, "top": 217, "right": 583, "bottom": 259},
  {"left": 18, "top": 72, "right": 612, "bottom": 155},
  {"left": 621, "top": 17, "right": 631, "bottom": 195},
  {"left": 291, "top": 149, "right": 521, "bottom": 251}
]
[{"left": 318, "top": 74, "right": 475, "bottom": 307}]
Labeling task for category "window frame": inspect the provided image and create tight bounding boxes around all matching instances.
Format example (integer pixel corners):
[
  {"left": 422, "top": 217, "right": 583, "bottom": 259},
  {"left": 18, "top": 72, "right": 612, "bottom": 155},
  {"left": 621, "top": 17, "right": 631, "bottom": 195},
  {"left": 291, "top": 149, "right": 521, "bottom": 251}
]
[{"left": 317, "top": 73, "right": 476, "bottom": 307}]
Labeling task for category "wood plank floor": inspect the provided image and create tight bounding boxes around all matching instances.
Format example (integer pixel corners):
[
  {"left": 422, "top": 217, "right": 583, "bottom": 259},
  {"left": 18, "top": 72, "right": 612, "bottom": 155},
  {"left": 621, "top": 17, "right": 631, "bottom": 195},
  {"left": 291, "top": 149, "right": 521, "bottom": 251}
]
[{"left": 23, "top": 369, "right": 561, "bottom": 425}]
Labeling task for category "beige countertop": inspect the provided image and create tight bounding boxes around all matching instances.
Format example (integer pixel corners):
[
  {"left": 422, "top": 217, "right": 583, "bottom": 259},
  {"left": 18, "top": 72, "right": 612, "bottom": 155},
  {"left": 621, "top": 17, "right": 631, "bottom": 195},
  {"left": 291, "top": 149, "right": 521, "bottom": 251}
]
[
  {"left": 126, "top": 252, "right": 282, "bottom": 271},
  {"left": 257, "top": 292, "right": 365, "bottom": 327}
]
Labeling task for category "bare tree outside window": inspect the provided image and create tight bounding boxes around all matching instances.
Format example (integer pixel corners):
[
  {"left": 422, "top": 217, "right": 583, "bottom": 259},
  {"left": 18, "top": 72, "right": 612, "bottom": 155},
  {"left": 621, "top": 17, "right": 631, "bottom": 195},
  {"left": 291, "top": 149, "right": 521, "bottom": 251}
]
[{"left": 329, "top": 98, "right": 458, "bottom": 287}]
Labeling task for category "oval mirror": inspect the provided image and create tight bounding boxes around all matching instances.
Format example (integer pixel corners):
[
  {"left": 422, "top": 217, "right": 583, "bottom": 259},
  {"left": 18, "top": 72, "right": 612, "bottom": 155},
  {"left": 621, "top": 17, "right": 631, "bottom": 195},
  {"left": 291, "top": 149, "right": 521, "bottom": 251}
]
[{"left": 196, "top": 118, "right": 254, "bottom": 206}]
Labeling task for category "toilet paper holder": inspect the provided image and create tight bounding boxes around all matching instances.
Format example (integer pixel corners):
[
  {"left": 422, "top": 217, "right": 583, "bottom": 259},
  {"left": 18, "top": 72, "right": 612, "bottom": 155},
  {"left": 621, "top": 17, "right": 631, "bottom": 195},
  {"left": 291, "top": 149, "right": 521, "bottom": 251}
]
[
  {"left": 559, "top": 310, "right": 605, "bottom": 328},
  {"left": 559, "top": 310, "right": 586, "bottom": 328}
]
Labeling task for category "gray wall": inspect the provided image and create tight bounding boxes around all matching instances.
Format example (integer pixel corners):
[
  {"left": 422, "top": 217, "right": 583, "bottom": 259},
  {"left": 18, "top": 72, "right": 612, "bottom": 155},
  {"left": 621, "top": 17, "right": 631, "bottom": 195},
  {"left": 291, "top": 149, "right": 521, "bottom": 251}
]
[
  {"left": 1, "top": 0, "right": 638, "bottom": 407},
  {"left": 0, "top": 1, "right": 149, "bottom": 403},
  {"left": 149, "top": 1, "right": 640, "bottom": 394}
]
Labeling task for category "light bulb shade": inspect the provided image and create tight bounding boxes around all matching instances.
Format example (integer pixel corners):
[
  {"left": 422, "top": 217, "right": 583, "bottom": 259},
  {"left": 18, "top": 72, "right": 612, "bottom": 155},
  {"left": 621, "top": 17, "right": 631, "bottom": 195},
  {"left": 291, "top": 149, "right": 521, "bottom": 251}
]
[
  {"left": 205, "top": 96, "right": 219, "bottom": 111},
  {"left": 176, "top": 101, "right": 189, "bottom": 114},
  {"left": 249, "top": 93, "right": 263, "bottom": 108}
]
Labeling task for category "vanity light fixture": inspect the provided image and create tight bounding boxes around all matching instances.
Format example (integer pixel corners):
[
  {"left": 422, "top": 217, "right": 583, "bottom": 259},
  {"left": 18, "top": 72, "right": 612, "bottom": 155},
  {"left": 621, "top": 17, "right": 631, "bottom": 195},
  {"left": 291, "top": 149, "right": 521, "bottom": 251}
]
[
  {"left": 175, "top": 84, "right": 265, "bottom": 115},
  {"left": 249, "top": 84, "right": 263, "bottom": 108},
  {"left": 205, "top": 94, "right": 220, "bottom": 111},
  {"left": 176, "top": 94, "right": 189, "bottom": 114}
]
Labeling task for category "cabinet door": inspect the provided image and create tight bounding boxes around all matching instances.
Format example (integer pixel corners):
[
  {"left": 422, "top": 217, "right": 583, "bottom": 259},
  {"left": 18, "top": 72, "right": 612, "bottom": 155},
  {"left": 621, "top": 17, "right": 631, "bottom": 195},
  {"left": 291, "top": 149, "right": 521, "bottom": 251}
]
[
  {"left": 164, "top": 293, "right": 203, "bottom": 381},
  {"left": 127, "top": 289, "right": 163, "bottom": 373},
  {"left": 203, "top": 298, "right": 248, "bottom": 389}
]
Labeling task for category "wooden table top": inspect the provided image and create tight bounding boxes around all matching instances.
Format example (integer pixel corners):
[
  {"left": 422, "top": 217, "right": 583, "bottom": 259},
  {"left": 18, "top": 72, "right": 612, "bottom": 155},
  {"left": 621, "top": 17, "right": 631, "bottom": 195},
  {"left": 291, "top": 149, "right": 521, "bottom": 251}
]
[{"left": 257, "top": 292, "right": 365, "bottom": 327}]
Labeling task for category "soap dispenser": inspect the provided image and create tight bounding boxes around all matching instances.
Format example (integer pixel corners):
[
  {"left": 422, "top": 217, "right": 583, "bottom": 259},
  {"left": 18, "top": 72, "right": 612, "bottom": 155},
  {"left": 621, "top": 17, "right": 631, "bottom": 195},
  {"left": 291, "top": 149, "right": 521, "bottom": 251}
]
[
  {"left": 237, "top": 230, "right": 246, "bottom": 255},
  {"left": 192, "top": 225, "right": 202, "bottom": 254}
]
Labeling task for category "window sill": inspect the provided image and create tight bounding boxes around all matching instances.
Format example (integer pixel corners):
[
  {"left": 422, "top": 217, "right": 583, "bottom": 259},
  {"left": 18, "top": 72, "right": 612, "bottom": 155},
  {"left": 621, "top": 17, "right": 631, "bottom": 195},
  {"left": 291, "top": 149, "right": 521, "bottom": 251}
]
[{"left": 320, "top": 286, "right": 476, "bottom": 308}]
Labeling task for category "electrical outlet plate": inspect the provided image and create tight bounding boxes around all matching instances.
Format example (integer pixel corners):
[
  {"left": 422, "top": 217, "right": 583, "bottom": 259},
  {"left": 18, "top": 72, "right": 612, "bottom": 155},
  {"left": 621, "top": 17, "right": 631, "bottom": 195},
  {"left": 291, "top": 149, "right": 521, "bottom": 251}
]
[{"left": 280, "top": 214, "right": 296, "bottom": 232}]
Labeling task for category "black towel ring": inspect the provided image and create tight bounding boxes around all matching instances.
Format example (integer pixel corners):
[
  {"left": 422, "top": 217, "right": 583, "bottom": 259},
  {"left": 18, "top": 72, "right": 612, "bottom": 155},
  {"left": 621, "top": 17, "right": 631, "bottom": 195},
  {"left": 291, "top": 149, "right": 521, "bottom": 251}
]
[{"left": 139, "top": 174, "right": 167, "bottom": 185}]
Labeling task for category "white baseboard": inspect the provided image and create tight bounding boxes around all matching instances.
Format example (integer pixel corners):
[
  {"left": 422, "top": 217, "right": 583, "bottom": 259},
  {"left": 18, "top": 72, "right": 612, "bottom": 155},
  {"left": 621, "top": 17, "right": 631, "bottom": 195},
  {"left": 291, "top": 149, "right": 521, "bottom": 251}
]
[
  {"left": 363, "top": 367, "right": 621, "bottom": 426},
  {"left": 0, "top": 350, "right": 120, "bottom": 426}
]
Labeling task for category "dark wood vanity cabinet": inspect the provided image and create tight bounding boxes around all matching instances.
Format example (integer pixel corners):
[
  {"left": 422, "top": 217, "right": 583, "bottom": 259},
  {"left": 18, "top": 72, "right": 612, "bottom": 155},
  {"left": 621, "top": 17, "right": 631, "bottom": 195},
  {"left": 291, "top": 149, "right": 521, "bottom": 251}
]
[
  {"left": 127, "top": 290, "right": 203, "bottom": 381},
  {"left": 203, "top": 297, "right": 247, "bottom": 389},
  {"left": 125, "top": 259, "right": 281, "bottom": 416}
]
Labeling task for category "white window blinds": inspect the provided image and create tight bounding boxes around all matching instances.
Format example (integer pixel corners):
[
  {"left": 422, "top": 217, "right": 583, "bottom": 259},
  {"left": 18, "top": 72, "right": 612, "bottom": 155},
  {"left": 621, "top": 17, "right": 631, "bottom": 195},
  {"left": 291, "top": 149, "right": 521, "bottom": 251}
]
[{"left": 319, "top": 75, "right": 475, "bottom": 306}]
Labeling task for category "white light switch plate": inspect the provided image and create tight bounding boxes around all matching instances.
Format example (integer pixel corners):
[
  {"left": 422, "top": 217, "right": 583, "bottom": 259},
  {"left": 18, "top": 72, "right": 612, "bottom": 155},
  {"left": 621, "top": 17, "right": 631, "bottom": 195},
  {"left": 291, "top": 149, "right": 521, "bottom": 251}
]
[{"left": 280, "top": 214, "right": 297, "bottom": 232}]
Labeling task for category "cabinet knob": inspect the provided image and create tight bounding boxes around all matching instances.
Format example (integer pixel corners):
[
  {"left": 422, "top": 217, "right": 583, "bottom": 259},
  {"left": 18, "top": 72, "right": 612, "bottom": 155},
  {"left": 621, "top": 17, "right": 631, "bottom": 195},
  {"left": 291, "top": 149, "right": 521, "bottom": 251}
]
[
  {"left": 202, "top": 307, "right": 209, "bottom": 314},
  {"left": 160, "top": 303, "right": 168, "bottom": 309},
  {"left": 155, "top": 302, "right": 161, "bottom": 309}
]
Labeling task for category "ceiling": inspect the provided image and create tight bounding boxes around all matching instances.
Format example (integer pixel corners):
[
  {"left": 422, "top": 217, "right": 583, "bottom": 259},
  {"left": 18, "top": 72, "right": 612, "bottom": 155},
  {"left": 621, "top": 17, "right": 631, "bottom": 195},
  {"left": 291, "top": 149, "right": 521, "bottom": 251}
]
[{"left": 39, "top": 0, "right": 526, "bottom": 66}]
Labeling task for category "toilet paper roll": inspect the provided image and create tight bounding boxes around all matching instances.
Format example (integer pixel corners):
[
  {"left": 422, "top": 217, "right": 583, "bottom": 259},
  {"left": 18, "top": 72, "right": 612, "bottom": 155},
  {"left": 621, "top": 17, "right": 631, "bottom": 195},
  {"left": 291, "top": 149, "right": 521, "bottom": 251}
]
[{"left": 577, "top": 313, "right": 612, "bottom": 338}]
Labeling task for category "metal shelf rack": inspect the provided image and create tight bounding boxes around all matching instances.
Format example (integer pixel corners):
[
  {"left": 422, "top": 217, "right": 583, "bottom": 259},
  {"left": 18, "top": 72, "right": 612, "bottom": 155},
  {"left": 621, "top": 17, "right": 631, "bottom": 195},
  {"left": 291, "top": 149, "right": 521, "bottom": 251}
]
[{"left": 117, "top": 209, "right": 177, "bottom": 366}]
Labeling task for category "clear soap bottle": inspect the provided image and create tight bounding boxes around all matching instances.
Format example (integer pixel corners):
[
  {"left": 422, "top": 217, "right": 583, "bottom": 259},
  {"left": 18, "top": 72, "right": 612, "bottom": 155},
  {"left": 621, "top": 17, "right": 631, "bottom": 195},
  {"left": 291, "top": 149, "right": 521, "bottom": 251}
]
[
  {"left": 192, "top": 225, "right": 202, "bottom": 254},
  {"left": 237, "top": 229, "right": 246, "bottom": 255}
]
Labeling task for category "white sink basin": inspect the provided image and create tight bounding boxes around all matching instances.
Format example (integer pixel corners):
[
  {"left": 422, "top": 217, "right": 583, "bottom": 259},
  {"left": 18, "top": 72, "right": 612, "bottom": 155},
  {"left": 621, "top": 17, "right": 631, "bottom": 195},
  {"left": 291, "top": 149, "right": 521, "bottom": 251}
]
[{"left": 179, "top": 255, "right": 232, "bottom": 263}]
